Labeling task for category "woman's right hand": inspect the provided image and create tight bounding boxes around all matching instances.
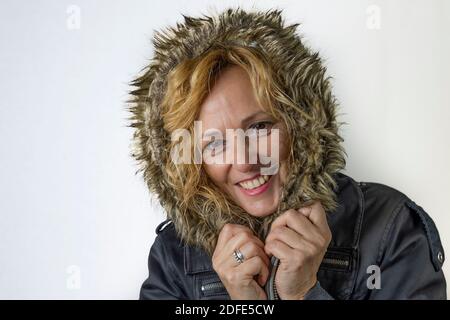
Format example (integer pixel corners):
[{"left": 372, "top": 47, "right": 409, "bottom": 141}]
[{"left": 212, "top": 223, "right": 270, "bottom": 300}]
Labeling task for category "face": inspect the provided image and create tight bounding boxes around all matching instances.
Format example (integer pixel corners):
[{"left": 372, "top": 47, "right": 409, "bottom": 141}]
[{"left": 198, "top": 65, "right": 289, "bottom": 218}]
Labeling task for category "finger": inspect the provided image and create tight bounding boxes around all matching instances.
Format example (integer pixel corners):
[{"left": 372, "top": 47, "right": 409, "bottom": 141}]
[
  {"left": 224, "top": 227, "right": 265, "bottom": 254},
  {"left": 269, "top": 209, "right": 320, "bottom": 243},
  {"left": 299, "top": 201, "right": 328, "bottom": 233},
  {"left": 256, "top": 259, "right": 270, "bottom": 287},
  {"left": 265, "top": 226, "right": 303, "bottom": 250},
  {"left": 264, "top": 238, "right": 293, "bottom": 261},
  {"left": 224, "top": 232, "right": 266, "bottom": 267},
  {"left": 236, "top": 255, "right": 269, "bottom": 287},
  {"left": 216, "top": 223, "right": 254, "bottom": 253},
  {"left": 237, "top": 240, "right": 270, "bottom": 267}
]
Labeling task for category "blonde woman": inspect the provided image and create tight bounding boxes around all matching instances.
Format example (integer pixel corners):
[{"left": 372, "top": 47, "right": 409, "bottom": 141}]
[{"left": 128, "top": 8, "right": 446, "bottom": 300}]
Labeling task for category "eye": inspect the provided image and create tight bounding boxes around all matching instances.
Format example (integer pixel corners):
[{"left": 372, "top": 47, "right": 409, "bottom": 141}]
[
  {"left": 204, "top": 139, "right": 225, "bottom": 153},
  {"left": 248, "top": 121, "right": 274, "bottom": 136}
]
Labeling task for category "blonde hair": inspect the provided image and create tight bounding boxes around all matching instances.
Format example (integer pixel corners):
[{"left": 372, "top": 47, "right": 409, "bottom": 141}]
[{"left": 160, "top": 43, "right": 311, "bottom": 256}]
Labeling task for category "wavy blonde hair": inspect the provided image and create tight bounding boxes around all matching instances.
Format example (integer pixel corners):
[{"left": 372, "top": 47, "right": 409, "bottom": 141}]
[{"left": 160, "top": 43, "right": 313, "bottom": 256}]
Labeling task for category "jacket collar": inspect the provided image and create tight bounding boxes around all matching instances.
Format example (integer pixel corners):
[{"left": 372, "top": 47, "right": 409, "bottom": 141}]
[
  {"left": 327, "top": 172, "right": 365, "bottom": 249},
  {"left": 184, "top": 172, "right": 365, "bottom": 277}
]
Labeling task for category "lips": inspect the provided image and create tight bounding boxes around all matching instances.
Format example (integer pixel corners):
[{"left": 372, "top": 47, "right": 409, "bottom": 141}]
[
  {"left": 236, "top": 174, "right": 273, "bottom": 196},
  {"left": 238, "top": 174, "right": 270, "bottom": 189}
]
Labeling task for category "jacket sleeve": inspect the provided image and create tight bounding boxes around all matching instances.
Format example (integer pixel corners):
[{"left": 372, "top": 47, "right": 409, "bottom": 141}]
[
  {"left": 139, "top": 235, "right": 187, "bottom": 300},
  {"left": 303, "top": 281, "right": 335, "bottom": 300},
  {"left": 368, "top": 199, "right": 447, "bottom": 299}
]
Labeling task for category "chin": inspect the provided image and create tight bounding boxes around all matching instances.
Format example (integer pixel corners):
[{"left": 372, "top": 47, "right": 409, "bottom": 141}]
[
  {"left": 229, "top": 173, "right": 282, "bottom": 218},
  {"left": 244, "top": 205, "right": 277, "bottom": 218}
]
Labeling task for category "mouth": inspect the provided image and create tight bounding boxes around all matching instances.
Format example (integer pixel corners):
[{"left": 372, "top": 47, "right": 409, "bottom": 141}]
[{"left": 235, "top": 174, "right": 273, "bottom": 196}]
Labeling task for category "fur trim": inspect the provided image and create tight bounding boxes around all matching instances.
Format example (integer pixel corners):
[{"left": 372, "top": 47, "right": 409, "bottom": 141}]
[{"left": 127, "top": 7, "right": 347, "bottom": 256}]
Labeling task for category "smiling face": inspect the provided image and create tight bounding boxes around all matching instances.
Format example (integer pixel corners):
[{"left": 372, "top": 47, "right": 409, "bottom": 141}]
[{"left": 198, "top": 65, "right": 289, "bottom": 218}]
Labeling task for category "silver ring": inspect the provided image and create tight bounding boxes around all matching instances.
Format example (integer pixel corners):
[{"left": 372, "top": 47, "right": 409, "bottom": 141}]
[{"left": 233, "top": 249, "right": 245, "bottom": 264}]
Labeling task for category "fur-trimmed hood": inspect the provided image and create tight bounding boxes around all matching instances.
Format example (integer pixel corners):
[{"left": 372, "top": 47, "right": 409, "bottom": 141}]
[{"left": 127, "top": 7, "right": 346, "bottom": 256}]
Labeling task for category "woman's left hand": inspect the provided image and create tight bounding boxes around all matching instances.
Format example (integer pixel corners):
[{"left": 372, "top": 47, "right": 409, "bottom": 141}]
[{"left": 264, "top": 201, "right": 332, "bottom": 300}]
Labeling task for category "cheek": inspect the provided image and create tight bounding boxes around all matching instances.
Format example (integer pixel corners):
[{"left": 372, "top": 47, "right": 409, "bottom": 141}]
[
  {"left": 202, "top": 163, "right": 230, "bottom": 186},
  {"left": 263, "top": 129, "right": 289, "bottom": 168}
]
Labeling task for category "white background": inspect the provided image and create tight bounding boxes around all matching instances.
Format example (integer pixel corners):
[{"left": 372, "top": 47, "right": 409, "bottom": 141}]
[{"left": 0, "top": 0, "right": 449, "bottom": 299}]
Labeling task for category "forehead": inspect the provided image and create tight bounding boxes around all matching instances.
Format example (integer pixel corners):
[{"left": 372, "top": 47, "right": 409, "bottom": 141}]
[{"left": 197, "top": 65, "right": 265, "bottom": 129}]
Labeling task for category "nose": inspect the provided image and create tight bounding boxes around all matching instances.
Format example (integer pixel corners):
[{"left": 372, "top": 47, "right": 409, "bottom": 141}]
[
  {"left": 229, "top": 134, "right": 261, "bottom": 173},
  {"left": 233, "top": 158, "right": 258, "bottom": 173}
]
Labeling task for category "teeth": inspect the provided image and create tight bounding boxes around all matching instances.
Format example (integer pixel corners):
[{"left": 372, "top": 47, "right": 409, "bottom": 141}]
[
  {"left": 258, "top": 176, "right": 265, "bottom": 185},
  {"left": 239, "top": 175, "right": 271, "bottom": 190}
]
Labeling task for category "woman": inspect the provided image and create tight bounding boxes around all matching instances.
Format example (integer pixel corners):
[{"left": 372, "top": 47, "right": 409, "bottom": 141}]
[{"left": 128, "top": 8, "right": 446, "bottom": 299}]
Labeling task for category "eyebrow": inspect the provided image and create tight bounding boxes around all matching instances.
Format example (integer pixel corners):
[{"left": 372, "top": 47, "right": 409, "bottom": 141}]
[
  {"left": 201, "top": 111, "right": 270, "bottom": 145},
  {"left": 240, "top": 111, "right": 268, "bottom": 126}
]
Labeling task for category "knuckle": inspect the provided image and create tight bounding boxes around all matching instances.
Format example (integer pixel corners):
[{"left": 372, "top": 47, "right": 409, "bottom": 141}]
[
  {"left": 240, "top": 231, "right": 252, "bottom": 242},
  {"left": 269, "top": 240, "right": 278, "bottom": 250},
  {"left": 316, "top": 235, "right": 327, "bottom": 248},
  {"left": 305, "top": 242, "right": 318, "bottom": 255},
  {"left": 247, "top": 241, "right": 258, "bottom": 253},
  {"left": 212, "top": 261, "right": 221, "bottom": 274},
  {"left": 224, "top": 273, "right": 233, "bottom": 283},
  {"left": 222, "top": 223, "right": 232, "bottom": 233},
  {"left": 252, "top": 255, "right": 262, "bottom": 264},
  {"left": 326, "top": 230, "right": 332, "bottom": 243},
  {"left": 270, "top": 227, "right": 280, "bottom": 236},
  {"left": 253, "top": 255, "right": 265, "bottom": 267},
  {"left": 238, "top": 224, "right": 252, "bottom": 233},
  {"left": 286, "top": 209, "right": 297, "bottom": 219},
  {"left": 226, "top": 271, "right": 238, "bottom": 284},
  {"left": 310, "top": 245, "right": 320, "bottom": 256}
]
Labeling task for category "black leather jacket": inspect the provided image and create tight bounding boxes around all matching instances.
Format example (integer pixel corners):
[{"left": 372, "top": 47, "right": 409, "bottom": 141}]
[{"left": 139, "top": 172, "right": 447, "bottom": 300}]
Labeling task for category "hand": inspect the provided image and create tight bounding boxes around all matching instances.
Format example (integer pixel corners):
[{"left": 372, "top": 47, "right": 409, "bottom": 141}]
[
  {"left": 212, "top": 223, "right": 270, "bottom": 300},
  {"left": 264, "top": 201, "right": 332, "bottom": 300}
]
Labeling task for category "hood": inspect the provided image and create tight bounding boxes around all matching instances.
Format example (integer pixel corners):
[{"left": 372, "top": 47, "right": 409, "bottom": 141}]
[{"left": 127, "top": 7, "right": 347, "bottom": 256}]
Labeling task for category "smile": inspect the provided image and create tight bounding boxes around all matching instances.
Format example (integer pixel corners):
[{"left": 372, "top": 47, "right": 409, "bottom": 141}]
[{"left": 236, "top": 174, "right": 272, "bottom": 196}]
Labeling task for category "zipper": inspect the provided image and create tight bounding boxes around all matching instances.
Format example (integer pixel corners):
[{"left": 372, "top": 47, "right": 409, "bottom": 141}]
[
  {"left": 200, "top": 259, "right": 280, "bottom": 298},
  {"left": 265, "top": 249, "right": 352, "bottom": 299},
  {"left": 265, "top": 256, "right": 280, "bottom": 300},
  {"left": 201, "top": 281, "right": 226, "bottom": 293},
  {"left": 320, "top": 250, "right": 352, "bottom": 271},
  {"left": 200, "top": 276, "right": 227, "bottom": 297},
  {"left": 200, "top": 250, "right": 350, "bottom": 298},
  {"left": 321, "top": 257, "right": 350, "bottom": 267},
  {"left": 201, "top": 259, "right": 281, "bottom": 298}
]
